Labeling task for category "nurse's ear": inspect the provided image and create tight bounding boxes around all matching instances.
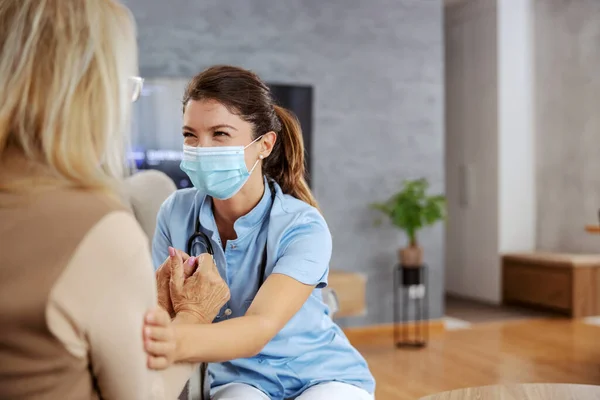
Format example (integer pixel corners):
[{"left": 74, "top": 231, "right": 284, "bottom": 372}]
[{"left": 259, "top": 131, "right": 277, "bottom": 159}]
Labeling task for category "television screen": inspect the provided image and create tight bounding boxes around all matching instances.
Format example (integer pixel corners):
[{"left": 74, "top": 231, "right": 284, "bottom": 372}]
[{"left": 130, "top": 78, "right": 313, "bottom": 189}]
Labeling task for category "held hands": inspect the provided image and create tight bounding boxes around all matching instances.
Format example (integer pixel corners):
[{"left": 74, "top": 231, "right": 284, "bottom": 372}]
[
  {"left": 170, "top": 252, "right": 231, "bottom": 324},
  {"left": 145, "top": 247, "right": 230, "bottom": 370},
  {"left": 156, "top": 247, "right": 230, "bottom": 323},
  {"left": 155, "top": 248, "right": 196, "bottom": 317}
]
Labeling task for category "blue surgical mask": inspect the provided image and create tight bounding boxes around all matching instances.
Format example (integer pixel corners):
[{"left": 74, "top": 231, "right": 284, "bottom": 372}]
[{"left": 180, "top": 136, "right": 263, "bottom": 199}]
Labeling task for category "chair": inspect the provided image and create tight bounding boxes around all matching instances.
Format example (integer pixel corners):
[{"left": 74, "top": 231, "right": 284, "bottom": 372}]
[{"left": 121, "top": 169, "right": 177, "bottom": 245}]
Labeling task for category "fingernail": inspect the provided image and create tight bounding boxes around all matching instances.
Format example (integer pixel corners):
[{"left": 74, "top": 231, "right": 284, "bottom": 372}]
[
  {"left": 146, "top": 313, "right": 154, "bottom": 323},
  {"left": 168, "top": 247, "right": 175, "bottom": 257},
  {"left": 145, "top": 327, "right": 151, "bottom": 336},
  {"left": 188, "top": 257, "right": 196, "bottom": 266}
]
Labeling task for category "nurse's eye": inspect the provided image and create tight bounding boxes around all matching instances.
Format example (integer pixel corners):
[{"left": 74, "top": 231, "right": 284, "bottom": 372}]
[
  {"left": 183, "top": 131, "right": 195, "bottom": 138},
  {"left": 213, "top": 131, "right": 230, "bottom": 138}
]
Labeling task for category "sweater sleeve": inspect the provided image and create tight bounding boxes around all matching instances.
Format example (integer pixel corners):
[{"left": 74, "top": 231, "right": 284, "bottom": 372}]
[{"left": 46, "top": 211, "right": 194, "bottom": 400}]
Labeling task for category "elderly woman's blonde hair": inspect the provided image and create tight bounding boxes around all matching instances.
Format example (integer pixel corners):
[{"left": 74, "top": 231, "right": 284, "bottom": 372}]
[{"left": 0, "top": 0, "right": 138, "bottom": 192}]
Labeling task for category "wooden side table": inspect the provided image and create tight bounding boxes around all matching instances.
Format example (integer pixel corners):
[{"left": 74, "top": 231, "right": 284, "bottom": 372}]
[
  {"left": 420, "top": 383, "right": 600, "bottom": 400},
  {"left": 502, "top": 252, "right": 600, "bottom": 317},
  {"left": 585, "top": 225, "right": 600, "bottom": 234},
  {"left": 328, "top": 271, "right": 366, "bottom": 318}
]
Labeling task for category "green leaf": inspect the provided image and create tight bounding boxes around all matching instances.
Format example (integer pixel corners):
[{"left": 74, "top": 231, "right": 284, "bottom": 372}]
[
  {"left": 369, "top": 178, "right": 446, "bottom": 245},
  {"left": 370, "top": 202, "right": 392, "bottom": 216}
]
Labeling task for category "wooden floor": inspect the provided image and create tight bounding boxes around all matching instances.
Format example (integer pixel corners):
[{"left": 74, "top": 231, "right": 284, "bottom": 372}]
[
  {"left": 445, "top": 295, "right": 557, "bottom": 323},
  {"left": 354, "top": 318, "right": 600, "bottom": 400}
]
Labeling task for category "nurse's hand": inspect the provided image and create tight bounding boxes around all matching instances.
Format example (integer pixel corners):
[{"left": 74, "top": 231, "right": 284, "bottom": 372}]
[
  {"left": 170, "top": 252, "right": 230, "bottom": 324},
  {"left": 155, "top": 247, "right": 195, "bottom": 317},
  {"left": 143, "top": 306, "right": 177, "bottom": 370}
]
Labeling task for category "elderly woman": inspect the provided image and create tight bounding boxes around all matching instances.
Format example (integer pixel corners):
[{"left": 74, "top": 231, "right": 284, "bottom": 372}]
[{"left": 0, "top": 1, "right": 228, "bottom": 399}]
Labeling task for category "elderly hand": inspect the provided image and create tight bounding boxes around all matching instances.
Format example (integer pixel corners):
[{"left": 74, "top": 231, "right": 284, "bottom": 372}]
[
  {"left": 170, "top": 251, "right": 230, "bottom": 324},
  {"left": 155, "top": 247, "right": 196, "bottom": 317}
]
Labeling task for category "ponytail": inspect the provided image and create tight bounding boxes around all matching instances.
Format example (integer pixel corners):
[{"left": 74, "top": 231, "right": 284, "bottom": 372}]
[{"left": 265, "top": 105, "right": 319, "bottom": 210}]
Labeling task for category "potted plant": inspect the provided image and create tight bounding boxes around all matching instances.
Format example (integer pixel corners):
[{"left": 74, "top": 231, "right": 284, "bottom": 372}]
[{"left": 370, "top": 178, "right": 446, "bottom": 267}]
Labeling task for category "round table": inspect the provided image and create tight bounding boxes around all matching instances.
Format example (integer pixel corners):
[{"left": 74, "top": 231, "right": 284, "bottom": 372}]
[{"left": 420, "top": 384, "right": 600, "bottom": 400}]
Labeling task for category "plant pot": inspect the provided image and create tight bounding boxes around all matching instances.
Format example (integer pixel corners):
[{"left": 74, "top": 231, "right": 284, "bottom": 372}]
[{"left": 399, "top": 245, "right": 423, "bottom": 267}]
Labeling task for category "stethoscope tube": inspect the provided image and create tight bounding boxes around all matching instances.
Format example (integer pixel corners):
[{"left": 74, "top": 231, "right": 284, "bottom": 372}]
[
  {"left": 186, "top": 180, "right": 276, "bottom": 288},
  {"left": 186, "top": 220, "right": 214, "bottom": 256}
]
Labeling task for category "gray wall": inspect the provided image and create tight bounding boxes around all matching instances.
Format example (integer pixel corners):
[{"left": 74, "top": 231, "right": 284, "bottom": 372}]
[
  {"left": 535, "top": 0, "right": 600, "bottom": 254},
  {"left": 126, "top": 0, "right": 445, "bottom": 326}
]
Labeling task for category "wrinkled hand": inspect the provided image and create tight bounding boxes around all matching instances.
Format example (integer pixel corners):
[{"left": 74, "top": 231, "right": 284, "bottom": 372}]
[
  {"left": 155, "top": 247, "right": 195, "bottom": 317},
  {"left": 143, "top": 307, "right": 177, "bottom": 370},
  {"left": 170, "top": 251, "right": 230, "bottom": 324}
]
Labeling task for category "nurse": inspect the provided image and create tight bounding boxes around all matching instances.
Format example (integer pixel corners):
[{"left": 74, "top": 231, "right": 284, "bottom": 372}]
[{"left": 146, "top": 65, "right": 375, "bottom": 400}]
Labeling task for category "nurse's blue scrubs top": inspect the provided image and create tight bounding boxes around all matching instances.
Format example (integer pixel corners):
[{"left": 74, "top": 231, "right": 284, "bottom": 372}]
[{"left": 151, "top": 179, "right": 375, "bottom": 399}]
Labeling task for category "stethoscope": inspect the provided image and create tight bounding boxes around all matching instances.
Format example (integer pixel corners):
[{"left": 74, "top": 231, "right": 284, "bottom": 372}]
[{"left": 186, "top": 180, "right": 276, "bottom": 288}]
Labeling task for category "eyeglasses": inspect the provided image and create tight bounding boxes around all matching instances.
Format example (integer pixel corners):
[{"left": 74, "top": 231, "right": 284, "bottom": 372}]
[{"left": 129, "top": 76, "right": 144, "bottom": 102}]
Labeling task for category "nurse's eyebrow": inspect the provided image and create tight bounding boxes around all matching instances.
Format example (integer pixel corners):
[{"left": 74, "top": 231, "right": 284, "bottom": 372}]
[
  {"left": 209, "top": 124, "right": 238, "bottom": 131},
  {"left": 182, "top": 125, "right": 196, "bottom": 132}
]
